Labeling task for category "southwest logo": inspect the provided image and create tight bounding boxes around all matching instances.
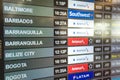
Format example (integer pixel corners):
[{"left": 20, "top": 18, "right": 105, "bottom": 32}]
[{"left": 68, "top": 9, "right": 94, "bottom": 19}]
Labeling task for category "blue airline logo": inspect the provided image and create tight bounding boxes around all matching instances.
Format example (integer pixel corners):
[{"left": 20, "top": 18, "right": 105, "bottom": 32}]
[
  {"left": 68, "top": 9, "right": 94, "bottom": 19},
  {"left": 68, "top": 71, "right": 94, "bottom": 80},
  {"left": 112, "top": 77, "right": 120, "bottom": 80}
]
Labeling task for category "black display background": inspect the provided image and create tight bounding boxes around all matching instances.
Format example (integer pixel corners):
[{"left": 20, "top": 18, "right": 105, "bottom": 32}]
[{"left": 0, "top": 0, "right": 4, "bottom": 79}]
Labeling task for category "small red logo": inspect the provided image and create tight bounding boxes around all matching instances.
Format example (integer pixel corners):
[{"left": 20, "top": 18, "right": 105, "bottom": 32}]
[
  {"left": 68, "top": 38, "right": 88, "bottom": 46},
  {"left": 68, "top": 63, "right": 88, "bottom": 74}
]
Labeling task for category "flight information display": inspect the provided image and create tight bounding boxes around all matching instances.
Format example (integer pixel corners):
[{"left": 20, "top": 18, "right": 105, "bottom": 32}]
[{"left": 0, "top": 0, "right": 120, "bottom": 80}]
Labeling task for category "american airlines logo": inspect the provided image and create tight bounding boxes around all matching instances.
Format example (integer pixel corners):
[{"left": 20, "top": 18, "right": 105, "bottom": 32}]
[
  {"left": 68, "top": 54, "right": 94, "bottom": 64},
  {"left": 68, "top": 29, "right": 94, "bottom": 37},
  {"left": 68, "top": 46, "right": 94, "bottom": 55},
  {"left": 68, "top": 9, "right": 94, "bottom": 19},
  {"left": 68, "top": 19, "right": 94, "bottom": 28},
  {"left": 68, "top": 0, "right": 94, "bottom": 10}
]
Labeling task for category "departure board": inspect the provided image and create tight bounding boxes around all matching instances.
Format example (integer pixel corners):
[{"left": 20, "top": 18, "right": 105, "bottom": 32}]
[{"left": 0, "top": 0, "right": 120, "bottom": 80}]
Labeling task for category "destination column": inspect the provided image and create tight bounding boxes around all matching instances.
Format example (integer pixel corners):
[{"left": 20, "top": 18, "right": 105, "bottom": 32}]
[{"left": 3, "top": 0, "right": 55, "bottom": 80}]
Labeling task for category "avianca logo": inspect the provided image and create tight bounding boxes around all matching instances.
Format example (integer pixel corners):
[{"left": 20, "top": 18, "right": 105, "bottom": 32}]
[{"left": 68, "top": 38, "right": 88, "bottom": 46}]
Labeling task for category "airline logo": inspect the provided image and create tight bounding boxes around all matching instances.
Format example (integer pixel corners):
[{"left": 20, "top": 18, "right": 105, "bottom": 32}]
[
  {"left": 68, "top": 19, "right": 94, "bottom": 28},
  {"left": 113, "top": 6, "right": 120, "bottom": 12},
  {"left": 68, "top": 54, "right": 94, "bottom": 64},
  {"left": 112, "top": 29, "right": 120, "bottom": 37},
  {"left": 111, "top": 54, "right": 120, "bottom": 60},
  {"left": 68, "top": 29, "right": 94, "bottom": 37},
  {"left": 68, "top": 0, "right": 94, "bottom": 10},
  {"left": 112, "top": 13, "right": 120, "bottom": 19},
  {"left": 68, "top": 46, "right": 94, "bottom": 55},
  {"left": 68, "top": 71, "right": 94, "bottom": 80},
  {"left": 112, "top": 77, "right": 120, "bottom": 80},
  {"left": 112, "top": 68, "right": 120, "bottom": 75},
  {"left": 111, "top": 60, "right": 120, "bottom": 68},
  {"left": 68, "top": 64, "right": 88, "bottom": 74},
  {"left": 112, "top": 0, "right": 120, "bottom": 4},
  {"left": 112, "top": 45, "right": 120, "bottom": 53},
  {"left": 112, "top": 20, "right": 120, "bottom": 27},
  {"left": 68, "top": 9, "right": 94, "bottom": 19},
  {"left": 68, "top": 38, "right": 88, "bottom": 46}
]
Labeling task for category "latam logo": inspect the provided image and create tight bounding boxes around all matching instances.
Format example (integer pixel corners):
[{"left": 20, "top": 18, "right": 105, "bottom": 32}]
[
  {"left": 68, "top": 38, "right": 88, "bottom": 46},
  {"left": 68, "top": 29, "right": 94, "bottom": 37},
  {"left": 68, "top": 46, "right": 94, "bottom": 55},
  {"left": 68, "top": 19, "right": 94, "bottom": 28},
  {"left": 68, "top": 64, "right": 88, "bottom": 74},
  {"left": 68, "top": 54, "right": 94, "bottom": 64},
  {"left": 68, "top": 9, "right": 94, "bottom": 19},
  {"left": 68, "top": 0, "right": 94, "bottom": 10},
  {"left": 68, "top": 71, "right": 94, "bottom": 80}
]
